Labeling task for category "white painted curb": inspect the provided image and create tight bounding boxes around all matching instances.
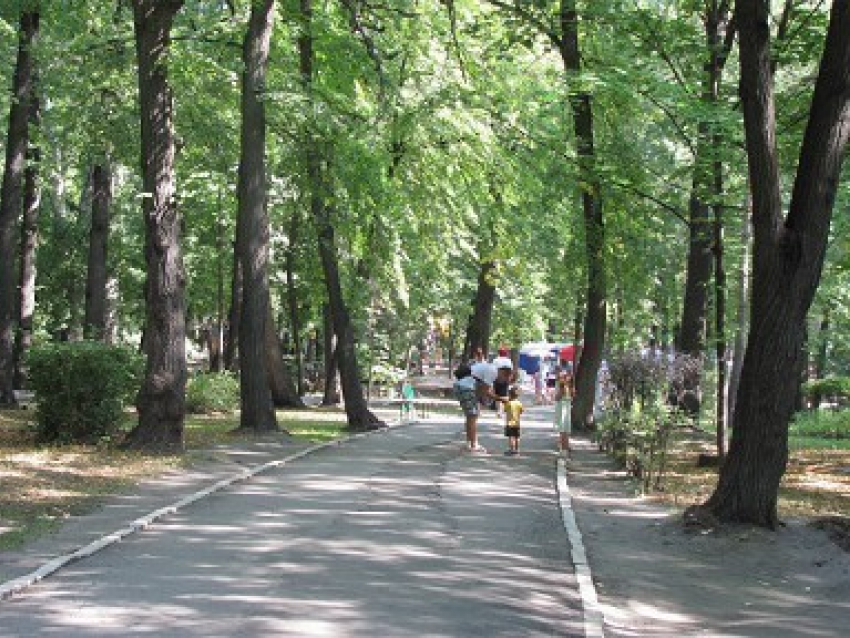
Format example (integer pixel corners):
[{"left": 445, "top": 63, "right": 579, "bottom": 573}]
[
  {"left": 0, "top": 420, "right": 404, "bottom": 602},
  {"left": 557, "top": 457, "right": 605, "bottom": 638}
]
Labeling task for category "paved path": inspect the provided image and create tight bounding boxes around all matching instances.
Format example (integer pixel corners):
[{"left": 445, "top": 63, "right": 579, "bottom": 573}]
[{"left": 0, "top": 409, "right": 586, "bottom": 637}]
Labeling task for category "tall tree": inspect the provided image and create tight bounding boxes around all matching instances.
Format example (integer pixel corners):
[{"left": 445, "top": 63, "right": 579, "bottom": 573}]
[
  {"left": 235, "top": 0, "right": 279, "bottom": 431},
  {"left": 123, "top": 0, "right": 187, "bottom": 452},
  {"left": 299, "top": 0, "right": 382, "bottom": 429},
  {"left": 559, "top": 0, "right": 606, "bottom": 431},
  {"left": 698, "top": 0, "right": 850, "bottom": 528},
  {"left": 13, "top": 86, "right": 41, "bottom": 388},
  {"left": 84, "top": 161, "right": 112, "bottom": 341},
  {"left": 0, "top": 8, "right": 38, "bottom": 406}
]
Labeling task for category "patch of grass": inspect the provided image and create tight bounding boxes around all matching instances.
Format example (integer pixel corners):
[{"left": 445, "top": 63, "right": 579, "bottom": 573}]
[
  {"left": 1, "top": 406, "right": 351, "bottom": 552},
  {"left": 649, "top": 428, "right": 850, "bottom": 520}
]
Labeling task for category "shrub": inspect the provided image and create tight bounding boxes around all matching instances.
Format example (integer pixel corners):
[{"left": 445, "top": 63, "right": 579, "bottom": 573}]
[
  {"left": 801, "top": 376, "right": 850, "bottom": 407},
  {"left": 185, "top": 372, "right": 240, "bottom": 414},
  {"left": 27, "top": 341, "right": 143, "bottom": 444},
  {"left": 791, "top": 409, "right": 850, "bottom": 439}
]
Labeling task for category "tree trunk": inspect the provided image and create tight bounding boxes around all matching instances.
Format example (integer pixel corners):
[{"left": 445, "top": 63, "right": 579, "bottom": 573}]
[
  {"left": 13, "top": 88, "right": 40, "bottom": 390},
  {"left": 678, "top": 190, "right": 712, "bottom": 357},
  {"left": 211, "top": 187, "right": 225, "bottom": 372},
  {"left": 285, "top": 209, "right": 303, "bottom": 395},
  {"left": 123, "top": 0, "right": 187, "bottom": 453},
  {"left": 224, "top": 241, "right": 241, "bottom": 372},
  {"left": 727, "top": 198, "right": 751, "bottom": 423},
  {"left": 713, "top": 141, "right": 727, "bottom": 460},
  {"left": 234, "top": 0, "right": 278, "bottom": 432},
  {"left": 560, "top": 0, "right": 606, "bottom": 431},
  {"left": 463, "top": 259, "right": 496, "bottom": 360},
  {"left": 315, "top": 213, "right": 381, "bottom": 428},
  {"left": 266, "top": 302, "right": 302, "bottom": 407},
  {"left": 0, "top": 10, "right": 38, "bottom": 406},
  {"left": 701, "top": 0, "right": 850, "bottom": 528},
  {"left": 84, "top": 162, "right": 112, "bottom": 340},
  {"left": 322, "top": 320, "right": 340, "bottom": 407},
  {"left": 300, "top": 0, "right": 381, "bottom": 429}
]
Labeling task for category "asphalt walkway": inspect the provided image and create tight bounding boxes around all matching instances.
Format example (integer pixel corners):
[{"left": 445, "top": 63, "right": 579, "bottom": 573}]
[
  {"left": 0, "top": 406, "right": 587, "bottom": 637},
  {"left": 2, "top": 402, "right": 848, "bottom": 637}
]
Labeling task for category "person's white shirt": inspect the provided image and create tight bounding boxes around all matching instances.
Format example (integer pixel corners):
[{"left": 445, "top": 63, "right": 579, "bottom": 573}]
[
  {"left": 492, "top": 356, "right": 513, "bottom": 371},
  {"left": 470, "top": 362, "right": 497, "bottom": 386}
]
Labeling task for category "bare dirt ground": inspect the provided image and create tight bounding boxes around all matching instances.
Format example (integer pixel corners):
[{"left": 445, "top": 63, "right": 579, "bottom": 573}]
[{"left": 568, "top": 436, "right": 850, "bottom": 637}]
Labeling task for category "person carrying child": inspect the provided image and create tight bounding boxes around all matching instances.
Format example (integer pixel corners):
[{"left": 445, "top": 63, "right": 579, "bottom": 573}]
[{"left": 503, "top": 386, "right": 524, "bottom": 456}]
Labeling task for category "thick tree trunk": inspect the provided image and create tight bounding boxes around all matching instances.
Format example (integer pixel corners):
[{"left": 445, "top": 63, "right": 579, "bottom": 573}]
[
  {"left": 13, "top": 89, "right": 40, "bottom": 389},
  {"left": 702, "top": 0, "right": 850, "bottom": 527},
  {"left": 124, "top": 0, "right": 187, "bottom": 453},
  {"left": 560, "top": 0, "right": 606, "bottom": 431},
  {"left": 84, "top": 162, "right": 112, "bottom": 340},
  {"left": 0, "top": 10, "right": 38, "bottom": 406},
  {"left": 266, "top": 303, "right": 302, "bottom": 407},
  {"left": 300, "top": 0, "right": 381, "bottom": 429},
  {"left": 463, "top": 259, "right": 496, "bottom": 360},
  {"left": 236, "top": 0, "right": 278, "bottom": 432}
]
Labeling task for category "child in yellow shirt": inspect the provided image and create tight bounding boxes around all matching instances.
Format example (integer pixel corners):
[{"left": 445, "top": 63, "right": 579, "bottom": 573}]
[{"left": 503, "top": 386, "right": 524, "bottom": 456}]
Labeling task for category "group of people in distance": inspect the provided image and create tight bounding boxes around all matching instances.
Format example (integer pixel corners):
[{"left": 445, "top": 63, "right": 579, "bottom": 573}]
[{"left": 452, "top": 346, "right": 574, "bottom": 458}]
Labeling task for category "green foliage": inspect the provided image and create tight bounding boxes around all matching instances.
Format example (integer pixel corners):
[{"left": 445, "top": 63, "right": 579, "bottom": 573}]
[
  {"left": 27, "top": 342, "right": 143, "bottom": 444},
  {"left": 185, "top": 372, "right": 240, "bottom": 414},
  {"left": 802, "top": 376, "right": 850, "bottom": 406},
  {"left": 791, "top": 409, "right": 850, "bottom": 441}
]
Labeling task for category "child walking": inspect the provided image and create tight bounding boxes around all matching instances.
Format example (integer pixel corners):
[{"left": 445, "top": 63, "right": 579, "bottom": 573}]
[{"left": 503, "top": 386, "right": 524, "bottom": 456}]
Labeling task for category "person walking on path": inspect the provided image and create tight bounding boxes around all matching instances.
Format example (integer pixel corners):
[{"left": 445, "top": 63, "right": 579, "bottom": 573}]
[
  {"left": 553, "top": 367, "right": 573, "bottom": 457},
  {"left": 503, "top": 385, "right": 524, "bottom": 456}
]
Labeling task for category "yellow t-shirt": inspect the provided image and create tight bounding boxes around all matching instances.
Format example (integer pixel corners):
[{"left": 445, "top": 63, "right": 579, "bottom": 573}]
[{"left": 505, "top": 399, "right": 524, "bottom": 427}]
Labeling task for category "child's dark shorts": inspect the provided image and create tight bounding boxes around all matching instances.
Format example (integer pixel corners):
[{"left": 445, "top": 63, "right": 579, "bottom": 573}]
[{"left": 504, "top": 426, "right": 520, "bottom": 438}]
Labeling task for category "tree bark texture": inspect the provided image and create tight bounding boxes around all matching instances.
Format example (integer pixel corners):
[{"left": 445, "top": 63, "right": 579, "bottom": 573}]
[
  {"left": 265, "top": 303, "right": 302, "bottom": 407},
  {"left": 224, "top": 240, "right": 241, "bottom": 372},
  {"left": 0, "top": 10, "right": 38, "bottom": 406},
  {"left": 322, "top": 306, "right": 339, "bottom": 406},
  {"left": 236, "top": 0, "right": 278, "bottom": 432},
  {"left": 124, "top": 0, "right": 187, "bottom": 452},
  {"left": 464, "top": 259, "right": 496, "bottom": 360},
  {"left": 285, "top": 209, "right": 303, "bottom": 395},
  {"left": 84, "top": 162, "right": 112, "bottom": 341},
  {"left": 703, "top": 0, "right": 850, "bottom": 527},
  {"left": 560, "top": 0, "right": 606, "bottom": 430},
  {"left": 13, "top": 88, "right": 40, "bottom": 389}
]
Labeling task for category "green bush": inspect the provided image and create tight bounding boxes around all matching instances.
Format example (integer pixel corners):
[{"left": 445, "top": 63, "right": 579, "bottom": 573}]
[
  {"left": 27, "top": 341, "right": 143, "bottom": 444},
  {"left": 802, "top": 376, "right": 850, "bottom": 406},
  {"left": 186, "top": 372, "right": 240, "bottom": 414},
  {"left": 791, "top": 409, "right": 850, "bottom": 440}
]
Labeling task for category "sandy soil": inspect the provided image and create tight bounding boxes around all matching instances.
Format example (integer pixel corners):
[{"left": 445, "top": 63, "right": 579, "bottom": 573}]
[{"left": 567, "top": 437, "right": 850, "bottom": 637}]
